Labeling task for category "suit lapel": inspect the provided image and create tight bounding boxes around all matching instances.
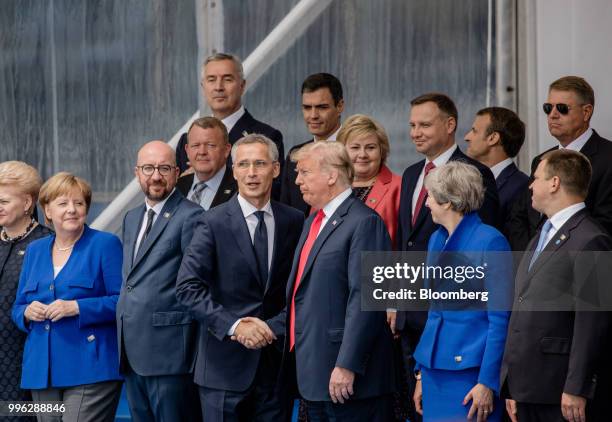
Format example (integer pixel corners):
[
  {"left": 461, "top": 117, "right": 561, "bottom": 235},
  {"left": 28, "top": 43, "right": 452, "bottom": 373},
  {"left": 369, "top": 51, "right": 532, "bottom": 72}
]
[
  {"left": 295, "top": 197, "right": 352, "bottom": 294},
  {"left": 126, "top": 205, "right": 146, "bottom": 268},
  {"left": 366, "top": 165, "right": 392, "bottom": 210},
  {"left": 228, "top": 110, "right": 254, "bottom": 143},
  {"left": 131, "top": 191, "right": 181, "bottom": 272},
  {"left": 267, "top": 202, "right": 286, "bottom": 294},
  {"left": 227, "top": 197, "right": 262, "bottom": 286},
  {"left": 210, "top": 165, "right": 237, "bottom": 208},
  {"left": 404, "top": 162, "right": 422, "bottom": 236},
  {"left": 496, "top": 163, "right": 517, "bottom": 191}
]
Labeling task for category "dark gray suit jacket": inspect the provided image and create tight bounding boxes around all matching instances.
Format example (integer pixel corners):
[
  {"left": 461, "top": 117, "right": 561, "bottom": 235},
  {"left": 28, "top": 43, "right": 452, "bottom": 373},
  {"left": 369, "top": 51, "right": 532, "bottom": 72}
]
[
  {"left": 117, "top": 190, "right": 203, "bottom": 376},
  {"left": 175, "top": 165, "right": 237, "bottom": 210}
]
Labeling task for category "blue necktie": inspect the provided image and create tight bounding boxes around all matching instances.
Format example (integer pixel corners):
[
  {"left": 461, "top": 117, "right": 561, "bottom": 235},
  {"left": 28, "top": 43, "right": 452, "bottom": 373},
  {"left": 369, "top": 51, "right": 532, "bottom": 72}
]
[
  {"left": 529, "top": 219, "right": 552, "bottom": 270},
  {"left": 254, "top": 211, "right": 268, "bottom": 286}
]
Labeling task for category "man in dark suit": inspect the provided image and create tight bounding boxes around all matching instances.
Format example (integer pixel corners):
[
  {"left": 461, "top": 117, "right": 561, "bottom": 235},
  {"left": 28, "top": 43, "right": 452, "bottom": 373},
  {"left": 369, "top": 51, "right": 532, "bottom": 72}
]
[
  {"left": 176, "top": 134, "right": 303, "bottom": 422},
  {"left": 394, "top": 93, "right": 501, "bottom": 422},
  {"left": 268, "top": 141, "right": 394, "bottom": 421},
  {"left": 279, "top": 73, "right": 344, "bottom": 215},
  {"left": 507, "top": 76, "right": 612, "bottom": 251},
  {"left": 117, "top": 140, "right": 203, "bottom": 422},
  {"left": 465, "top": 106, "right": 529, "bottom": 235},
  {"left": 502, "top": 149, "right": 612, "bottom": 422},
  {"left": 176, "top": 116, "right": 237, "bottom": 209},
  {"left": 176, "top": 53, "right": 284, "bottom": 198}
]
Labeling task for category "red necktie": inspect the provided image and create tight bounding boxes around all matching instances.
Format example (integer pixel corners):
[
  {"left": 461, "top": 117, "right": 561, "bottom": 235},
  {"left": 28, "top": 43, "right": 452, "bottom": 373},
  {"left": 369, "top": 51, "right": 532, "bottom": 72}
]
[
  {"left": 289, "top": 209, "right": 325, "bottom": 351},
  {"left": 412, "top": 162, "right": 436, "bottom": 226}
]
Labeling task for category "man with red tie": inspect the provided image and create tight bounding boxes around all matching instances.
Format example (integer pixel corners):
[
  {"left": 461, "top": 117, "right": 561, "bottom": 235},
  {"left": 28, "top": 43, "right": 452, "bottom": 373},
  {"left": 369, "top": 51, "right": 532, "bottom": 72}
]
[
  {"left": 265, "top": 141, "right": 395, "bottom": 421},
  {"left": 394, "top": 93, "right": 501, "bottom": 421}
]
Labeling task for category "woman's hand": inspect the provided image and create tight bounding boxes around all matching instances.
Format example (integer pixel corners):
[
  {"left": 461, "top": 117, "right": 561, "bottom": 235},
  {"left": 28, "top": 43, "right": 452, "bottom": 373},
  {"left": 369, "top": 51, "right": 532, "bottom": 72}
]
[
  {"left": 24, "top": 301, "right": 48, "bottom": 322},
  {"left": 413, "top": 379, "right": 423, "bottom": 415},
  {"left": 463, "top": 383, "right": 494, "bottom": 421},
  {"left": 45, "top": 299, "right": 79, "bottom": 322}
]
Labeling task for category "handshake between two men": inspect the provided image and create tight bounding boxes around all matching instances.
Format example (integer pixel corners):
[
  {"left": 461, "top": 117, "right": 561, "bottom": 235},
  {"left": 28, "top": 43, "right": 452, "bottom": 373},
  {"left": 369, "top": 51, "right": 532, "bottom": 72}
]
[{"left": 231, "top": 316, "right": 277, "bottom": 349}]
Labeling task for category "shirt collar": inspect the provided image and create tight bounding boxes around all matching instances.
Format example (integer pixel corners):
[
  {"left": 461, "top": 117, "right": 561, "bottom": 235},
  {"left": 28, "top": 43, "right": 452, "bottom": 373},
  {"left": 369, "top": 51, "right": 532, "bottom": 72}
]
[
  {"left": 192, "top": 166, "right": 226, "bottom": 193},
  {"left": 314, "top": 125, "right": 342, "bottom": 142},
  {"left": 560, "top": 127, "right": 593, "bottom": 152},
  {"left": 145, "top": 189, "right": 175, "bottom": 214},
  {"left": 236, "top": 193, "right": 272, "bottom": 217},
  {"left": 490, "top": 158, "right": 514, "bottom": 180},
  {"left": 428, "top": 144, "right": 458, "bottom": 168},
  {"left": 321, "top": 188, "right": 352, "bottom": 218},
  {"left": 549, "top": 202, "right": 586, "bottom": 231},
  {"left": 221, "top": 106, "right": 245, "bottom": 133}
]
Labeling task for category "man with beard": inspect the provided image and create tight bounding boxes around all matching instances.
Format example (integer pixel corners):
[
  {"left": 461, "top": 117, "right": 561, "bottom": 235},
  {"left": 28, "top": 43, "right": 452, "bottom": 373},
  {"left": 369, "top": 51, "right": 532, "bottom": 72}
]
[{"left": 117, "top": 141, "right": 203, "bottom": 422}]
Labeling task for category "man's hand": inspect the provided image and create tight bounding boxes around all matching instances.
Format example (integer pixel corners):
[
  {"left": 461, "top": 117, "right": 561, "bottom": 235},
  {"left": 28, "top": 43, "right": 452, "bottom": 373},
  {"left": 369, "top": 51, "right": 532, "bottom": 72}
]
[
  {"left": 463, "top": 383, "right": 494, "bottom": 421},
  {"left": 561, "top": 392, "right": 586, "bottom": 422},
  {"left": 232, "top": 317, "right": 276, "bottom": 349},
  {"left": 24, "top": 301, "right": 48, "bottom": 322},
  {"left": 505, "top": 399, "right": 518, "bottom": 422},
  {"left": 414, "top": 379, "right": 423, "bottom": 415},
  {"left": 329, "top": 367, "right": 355, "bottom": 404},
  {"left": 386, "top": 310, "right": 398, "bottom": 337},
  {"left": 45, "top": 300, "right": 79, "bottom": 322}
]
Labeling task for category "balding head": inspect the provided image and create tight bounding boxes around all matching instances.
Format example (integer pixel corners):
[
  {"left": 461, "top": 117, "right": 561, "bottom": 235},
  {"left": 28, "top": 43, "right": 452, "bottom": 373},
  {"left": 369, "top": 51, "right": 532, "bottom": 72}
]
[{"left": 135, "top": 140, "right": 179, "bottom": 205}]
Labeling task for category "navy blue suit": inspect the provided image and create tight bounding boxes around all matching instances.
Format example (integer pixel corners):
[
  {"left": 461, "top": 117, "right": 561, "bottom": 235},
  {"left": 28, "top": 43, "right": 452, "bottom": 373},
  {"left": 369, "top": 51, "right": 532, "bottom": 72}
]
[
  {"left": 496, "top": 162, "right": 529, "bottom": 235},
  {"left": 176, "top": 109, "right": 285, "bottom": 199},
  {"left": 176, "top": 196, "right": 303, "bottom": 421},
  {"left": 279, "top": 139, "right": 312, "bottom": 216},
  {"left": 271, "top": 195, "right": 395, "bottom": 420}
]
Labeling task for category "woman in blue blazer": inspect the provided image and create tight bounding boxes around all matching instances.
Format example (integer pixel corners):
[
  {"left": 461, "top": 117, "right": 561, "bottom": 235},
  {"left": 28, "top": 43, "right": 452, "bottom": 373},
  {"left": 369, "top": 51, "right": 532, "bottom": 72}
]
[
  {"left": 12, "top": 173, "right": 122, "bottom": 422},
  {"left": 413, "top": 162, "right": 512, "bottom": 421}
]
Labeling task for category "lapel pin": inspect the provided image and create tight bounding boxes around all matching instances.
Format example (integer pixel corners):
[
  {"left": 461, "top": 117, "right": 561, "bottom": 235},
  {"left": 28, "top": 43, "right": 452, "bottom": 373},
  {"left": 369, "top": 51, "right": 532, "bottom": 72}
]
[
  {"left": 163, "top": 212, "right": 171, "bottom": 219},
  {"left": 17, "top": 250, "right": 25, "bottom": 256},
  {"left": 224, "top": 189, "right": 232, "bottom": 194},
  {"left": 369, "top": 198, "right": 376, "bottom": 203},
  {"left": 560, "top": 234, "right": 567, "bottom": 240},
  {"left": 332, "top": 220, "right": 337, "bottom": 226},
  {"left": 555, "top": 239, "right": 561, "bottom": 245},
  {"left": 242, "top": 130, "right": 249, "bottom": 136}
]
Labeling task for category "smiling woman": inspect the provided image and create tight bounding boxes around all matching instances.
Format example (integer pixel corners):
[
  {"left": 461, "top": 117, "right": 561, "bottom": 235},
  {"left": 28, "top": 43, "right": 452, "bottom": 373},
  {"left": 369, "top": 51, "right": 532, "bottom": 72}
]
[{"left": 12, "top": 172, "right": 124, "bottom": 422}]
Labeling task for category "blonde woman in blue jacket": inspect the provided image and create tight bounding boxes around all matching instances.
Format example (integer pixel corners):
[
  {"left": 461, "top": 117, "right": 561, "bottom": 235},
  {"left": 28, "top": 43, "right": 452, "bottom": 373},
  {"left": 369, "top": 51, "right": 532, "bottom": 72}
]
[
  {"left": 413, "top": 161, "right": 512, "bottom": 421},
  {"left": 12, "top": 173, "right": 122, "bottom": 422}
]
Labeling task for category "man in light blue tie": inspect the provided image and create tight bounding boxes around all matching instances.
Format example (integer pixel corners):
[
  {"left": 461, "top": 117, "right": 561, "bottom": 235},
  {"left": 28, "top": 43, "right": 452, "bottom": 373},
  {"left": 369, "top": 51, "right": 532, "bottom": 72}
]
[{"left": 501, "top": 149, "right": 612, "bottom": 422}]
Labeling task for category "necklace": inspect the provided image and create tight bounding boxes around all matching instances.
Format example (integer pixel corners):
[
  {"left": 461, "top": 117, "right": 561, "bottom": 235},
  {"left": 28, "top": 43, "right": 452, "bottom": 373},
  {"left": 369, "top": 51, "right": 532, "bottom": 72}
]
[
  {"left": 54, "top": 227, "right": 84, "bottom": 252},
  {"left": 0, "top": 218, "right": 37, "bottom": 243}
]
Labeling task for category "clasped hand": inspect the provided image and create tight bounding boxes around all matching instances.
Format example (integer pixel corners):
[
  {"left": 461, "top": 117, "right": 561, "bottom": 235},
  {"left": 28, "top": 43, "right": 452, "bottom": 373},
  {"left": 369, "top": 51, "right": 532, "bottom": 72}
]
[
  {"left": 24, "top": 300, "right": 79, "bottom": 322},
  {"left": 231, "top": 317, "right": 276, "bottom": 349}
]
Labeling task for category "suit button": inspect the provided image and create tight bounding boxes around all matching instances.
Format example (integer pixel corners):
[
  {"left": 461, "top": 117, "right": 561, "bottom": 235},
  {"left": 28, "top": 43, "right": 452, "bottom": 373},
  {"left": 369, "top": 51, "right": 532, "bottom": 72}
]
[
  {"left": 518, "top": 296, "right": 523, "bottom": 302},
  {"left": 126, "top": 286, "right": 132, "bottom": 292},
  {"left": 408, "top": 241, "right": 414, "bottom": 247},
  {"left": 454, "top": 355, "right": 462, "bottom": 362},
  {"left": 45, "top": 324, "right": 50, "bottom": 330},
  {"left": 49, "top": 284, "right": 54, "bottom": 291}
]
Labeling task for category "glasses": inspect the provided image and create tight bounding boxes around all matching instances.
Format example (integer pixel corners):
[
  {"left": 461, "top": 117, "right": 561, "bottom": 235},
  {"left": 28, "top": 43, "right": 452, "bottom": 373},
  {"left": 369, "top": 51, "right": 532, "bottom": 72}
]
[
  {"left": 136, "top": 165, "right": 176, "bottom": 176},
  {"left": 542, "top": 103, "right": 580, "bottom": 115},
  {"left": 235, "top": 160, "right": 275, "bottom": 170}
]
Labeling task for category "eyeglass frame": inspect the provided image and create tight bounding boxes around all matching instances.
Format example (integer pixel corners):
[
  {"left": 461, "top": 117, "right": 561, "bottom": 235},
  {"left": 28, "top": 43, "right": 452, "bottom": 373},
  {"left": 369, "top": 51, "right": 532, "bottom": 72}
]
[
  {"left": 233, "top": 159, "right": 278, "bottom": 170},
  {"left": 542, "top": 102, "right": 584, "bottom": 115},
  {"left": 135, "top": 164, "right": 177, "bottom": 176}
]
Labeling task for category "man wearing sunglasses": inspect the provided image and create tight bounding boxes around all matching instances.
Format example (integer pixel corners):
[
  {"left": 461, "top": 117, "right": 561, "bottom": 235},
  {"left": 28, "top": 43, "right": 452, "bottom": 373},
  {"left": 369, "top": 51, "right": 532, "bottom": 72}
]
[{"left": 507, "top": 76, "right": 612, "bottom": 251}]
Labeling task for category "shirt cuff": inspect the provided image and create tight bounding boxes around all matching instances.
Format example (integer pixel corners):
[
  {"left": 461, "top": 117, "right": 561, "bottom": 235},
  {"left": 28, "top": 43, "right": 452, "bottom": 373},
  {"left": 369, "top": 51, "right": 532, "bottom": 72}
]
[{"left": 227, "top": 318, "right": 242, "bottom": 336}]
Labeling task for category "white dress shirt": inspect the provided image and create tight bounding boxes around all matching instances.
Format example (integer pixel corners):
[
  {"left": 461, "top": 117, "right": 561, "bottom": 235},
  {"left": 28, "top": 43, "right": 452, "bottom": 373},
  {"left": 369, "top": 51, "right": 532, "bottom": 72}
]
[
  {"left": 314, "top": 125, "right": 342, "bottom": 142},
  {"left": 490, "top": 158, "right": 514, "bottom": 180},
  {"left": 540, "top": 202, "right": 586, "bottom": 249},
  {"left": 134, "top": 190, "right": 175, "bottom": 258},
  {"left": 221, "top": 106, "right": 246, "bottom": 134},
  {"left": 318, "top": 188, "right": 352, "bottom": 235},
  {"left": 188, "top": 167, "right": 226, "bottom": 210},
  {"left": 560, "top": 127, "right": 593, "bottom": 152},
  {"left": 411, "top": 144, "right": 458, "bottom": 214}
]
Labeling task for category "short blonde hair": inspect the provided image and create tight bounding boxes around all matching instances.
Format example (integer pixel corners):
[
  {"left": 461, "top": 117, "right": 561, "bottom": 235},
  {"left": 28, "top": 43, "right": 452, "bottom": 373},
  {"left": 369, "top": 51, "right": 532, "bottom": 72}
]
[
  {"left": 0, "top": 161, "right": 42, "bottom": 214},
  {"left": 39, "top": 172, "right": 92, "bottom": 213},
  {"left": 291, "top": 141, "right": 354, "bottom": 186},
  {"left": 425, "top": 161, "right": 484, "bottom": 214},
  {"left": 337, "top": 114, "right": 390, "bottom": 165}
]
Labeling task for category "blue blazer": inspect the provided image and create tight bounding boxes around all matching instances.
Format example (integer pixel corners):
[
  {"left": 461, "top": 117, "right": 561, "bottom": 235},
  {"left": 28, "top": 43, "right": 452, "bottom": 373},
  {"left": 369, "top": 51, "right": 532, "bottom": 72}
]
[
  {"left": 413, "top": 212, "right": 512, "bottom": 394},
  {"left": 176, "top": 196, "right": 303, "bottom": 392},
  {"left": 272, "top": 195, "right": 396, "bottom": 401},
  {"left": 12, "top": 226, "right": 123, "bottom": 389}
]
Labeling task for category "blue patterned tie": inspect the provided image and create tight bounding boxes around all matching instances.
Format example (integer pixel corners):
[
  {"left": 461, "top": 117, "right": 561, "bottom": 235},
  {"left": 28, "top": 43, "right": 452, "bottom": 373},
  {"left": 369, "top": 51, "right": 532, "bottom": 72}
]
[
  {"left": 529, "top": 219, "right": 552, "bottom": 270},
  {"left": 254, "top": 211, "right": 268, "bottom": 286}
]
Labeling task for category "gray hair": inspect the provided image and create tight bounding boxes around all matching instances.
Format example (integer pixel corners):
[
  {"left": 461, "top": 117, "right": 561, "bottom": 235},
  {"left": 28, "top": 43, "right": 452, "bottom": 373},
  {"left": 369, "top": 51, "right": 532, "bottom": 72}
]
[
  {"left": 424, "top": 161, "right": 484, "bottom": 214},
  {"left": 231, "top": 134, "right": 279, "bottom": 163},
  {"left": 201, "top": 52, "right": 244, "bottom": 81},
  {"left": 290, "top": 141, "right": 354, "bottom": 187}
]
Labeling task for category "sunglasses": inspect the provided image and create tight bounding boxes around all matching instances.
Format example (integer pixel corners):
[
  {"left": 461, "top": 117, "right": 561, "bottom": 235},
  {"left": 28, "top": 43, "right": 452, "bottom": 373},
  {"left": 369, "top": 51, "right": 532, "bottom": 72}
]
[{"left": 542, "top": 103, "right": 576, "bottom": 115}]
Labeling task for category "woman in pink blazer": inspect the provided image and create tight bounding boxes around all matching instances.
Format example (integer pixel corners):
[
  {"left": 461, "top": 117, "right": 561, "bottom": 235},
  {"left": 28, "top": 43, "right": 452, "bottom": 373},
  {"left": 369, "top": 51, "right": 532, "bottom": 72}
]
[{"left": 338, "top": 114, "right": 402, "bottom": 248}]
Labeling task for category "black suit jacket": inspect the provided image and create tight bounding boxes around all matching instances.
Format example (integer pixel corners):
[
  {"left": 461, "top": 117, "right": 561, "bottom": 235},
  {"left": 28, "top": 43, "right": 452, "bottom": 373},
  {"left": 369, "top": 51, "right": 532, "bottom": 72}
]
[
  {"left": 176, "top": 109, "right": 284, "bottom": 199},
  {"left": 395, "top": 147, "right": 501, "bottom": 334},
  {"left": 497, "top": 162, "right": 529, "bottom": 237},
  {"left": 279, "top": 139, "right": 312, "bottom": 216},
  {"left": 501, "top": 209, "right": 612, "bottom": 410},
  {"left": 176, "top": 197, "right": 304, "bottom": 391},
  {"left": 506, "top": 130, "right": 612, "bottom": 251},
  {"left": 175, "top": 165, "right": 237, "bottom": 210}
]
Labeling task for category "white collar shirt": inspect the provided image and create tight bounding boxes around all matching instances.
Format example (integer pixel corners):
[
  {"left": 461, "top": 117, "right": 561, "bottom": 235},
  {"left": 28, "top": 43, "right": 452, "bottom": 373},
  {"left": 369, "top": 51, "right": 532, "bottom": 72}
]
[
  {"left": 412, "top": 144, "right": 458, "bottom": 214},
  {"left": 188, "top": 167, "right": 226, "bottom": 210}
]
